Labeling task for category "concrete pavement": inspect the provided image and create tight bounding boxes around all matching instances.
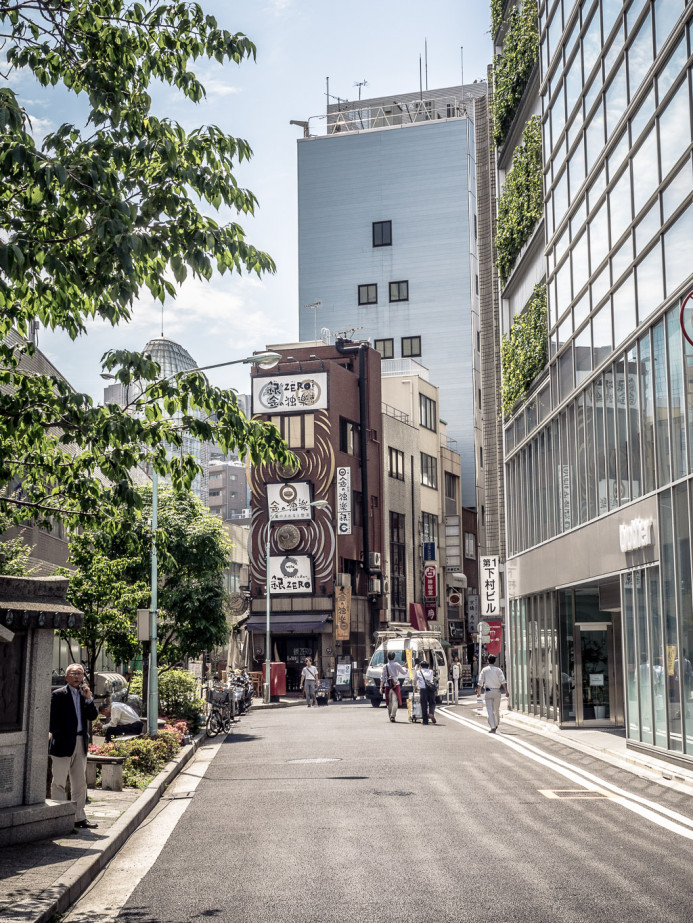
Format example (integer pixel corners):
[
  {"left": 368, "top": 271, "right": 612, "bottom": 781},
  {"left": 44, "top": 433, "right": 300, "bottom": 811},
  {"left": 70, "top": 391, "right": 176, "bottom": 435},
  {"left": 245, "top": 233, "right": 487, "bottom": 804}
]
[{"left": 3, "top": 690, "right": 693, "bottom": 922}]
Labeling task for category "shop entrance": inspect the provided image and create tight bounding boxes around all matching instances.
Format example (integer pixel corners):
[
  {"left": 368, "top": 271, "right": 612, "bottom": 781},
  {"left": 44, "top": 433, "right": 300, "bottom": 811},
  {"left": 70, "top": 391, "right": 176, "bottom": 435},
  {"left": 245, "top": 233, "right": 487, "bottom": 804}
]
[{"left": 575, "top": 622, "right": 621, "bottom": 725}]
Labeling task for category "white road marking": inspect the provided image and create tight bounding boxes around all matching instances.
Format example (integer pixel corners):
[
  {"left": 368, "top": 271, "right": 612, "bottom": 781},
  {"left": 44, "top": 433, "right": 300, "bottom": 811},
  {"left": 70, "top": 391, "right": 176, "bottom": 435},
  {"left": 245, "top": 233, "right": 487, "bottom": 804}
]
[
  {"left": 439, "top": 707, "right": 693, "bottom": 840},
  {"left": 63, "top": 742, "right": 223, "bottom": 922}
]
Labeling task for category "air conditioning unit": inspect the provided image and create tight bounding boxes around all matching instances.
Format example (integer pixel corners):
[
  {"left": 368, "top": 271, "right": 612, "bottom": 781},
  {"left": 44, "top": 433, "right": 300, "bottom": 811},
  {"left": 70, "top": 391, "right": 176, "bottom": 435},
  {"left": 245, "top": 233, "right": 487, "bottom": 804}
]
[
  {"left": 241, "top": 508, "right": 252, "bottom": 518},
  {"left": 369, "top": 552, "right": 381, "bottom": 570},
  {"left": 368, "top": 577, "right": 383, "bottom": 595},
  {"left": 335, "top": 573, "right": 352, "bottom": 588}
]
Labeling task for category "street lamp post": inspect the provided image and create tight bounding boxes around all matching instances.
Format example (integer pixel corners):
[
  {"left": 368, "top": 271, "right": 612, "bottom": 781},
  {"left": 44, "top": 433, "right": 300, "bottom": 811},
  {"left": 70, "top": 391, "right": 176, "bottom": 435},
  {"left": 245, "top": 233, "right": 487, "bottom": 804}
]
[
  {"left": 104, "top": 350, "right": 281, "bottom": 735},
  {"left": 264, "top": 498, "right": 330, "bottom": 704}
]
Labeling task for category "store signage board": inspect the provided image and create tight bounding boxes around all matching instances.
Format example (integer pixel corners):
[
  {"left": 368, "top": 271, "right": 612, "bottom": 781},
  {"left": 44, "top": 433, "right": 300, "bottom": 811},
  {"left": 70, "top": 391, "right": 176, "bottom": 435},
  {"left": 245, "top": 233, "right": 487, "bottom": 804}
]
[
  {"left": 423, "top": 542, "right": 436, "bottom": 561},
  {"left": 336, "top": 466, "right": 352, "bottom": 535},
  {"left": 267, "top": 482, "right": 312, "bottom": 520},
  {"left": 424, "top": 564, "right": 437, "bottom": 598},
  {"left": 268, "top": 555, "right": 313, "bottom": 594},
  {"left": 424, "top": 598, "right": 437, "bottom": 621},
  {"left": 253, "top": 372, "right": 328, "bottom": 415},
  {"left": 480, "top": 556, "right": 500, "bottom": 618},
  {"left": 335, "top": 586, "right": 351, "bottom": 641}
]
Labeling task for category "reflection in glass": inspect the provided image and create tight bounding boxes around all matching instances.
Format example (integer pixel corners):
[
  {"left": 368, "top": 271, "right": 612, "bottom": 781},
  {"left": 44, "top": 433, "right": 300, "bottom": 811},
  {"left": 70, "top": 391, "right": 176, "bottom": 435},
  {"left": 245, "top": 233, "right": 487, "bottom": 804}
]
[
  {"left": 659, "top": 490, "right": 681, "bottom": 750},
  {"left": 604, "top": 367, "right": 618, "bottom": 510},
  {"left": 623, "top": 575, "right": 639, "bottom": 739},
  {"left": 636, "top": 240, "right": 664, "bottom": 323},
  {"left": 661, "top": 158, "right": 693, "bottom": 223},
  {"left": 559, "top": 344, "right": 574, "bottom": 403},
  {"left": 631, "top": 130, "right": 659, "bottom": 216},
  {"left": 575, "top": 323, "right": 592, "bottom": 385},
  {"left": 654, "top": 0, "right": 685, "bottom": 54},
  {"left": 663, "top": 202, "right": 693, "bottom": 297},
  {"left": 629, "top": 84, "right": 655, "bottom": 143},
  {"left": 571, "top": 230, "right": 589, "bottom": 296},
  {"left": 569, "top": 141, "right": 586, "bottom": 202},
  {"left": 656, "top": 35, "right": 686, "bottom": 100},
  {"left": 592, "top": 301, "right": 613, "bottom": 367},
  {"left": 626, "top": 346, "right": 642, "bottom": 500},
  {"left": 639, "top": 331, "right": 656, "bottom": 493},
  {"left": 658, "top": 78, "right": 691, "bottom": 180},
  {"left": 582, "top": 7, "right": 601, "bottom": 80},
  {"left": 607, "top": 130, "right": 630, "bottom": 182},
  {"left": 594, "top": 375, "right": 607, "bottom": 515},
  {"left": 627, "top": 11, "right": 653, "bottom": 99},
  {"left": 653, "top": 320, "right": 671, "bottom": 486},
  {"left": 615, "top": 355, "right": 631, "bottom": 503},
  {"left": 573, "top": 289, "right": 590, "bottom": 330},
  {"left": 565, "top": 49, "right": 583, "bottom": 120},
  {"left": 585, "top": 383, "right": 597, "bottom": 519},
  {"left": 585, "top": 104, "right": 605, "bottom": 173},
  {"left": 646, "top": 567, "right": 666, "bottom": 748},
  {"left": 588, "top": 164, "right": 607, "bottom": 208},
  {"left": 613, "top": 275, "right": 636, "bottom": 348},
  {"left": 591, "top": 262, "right": 610, "bottom": 311},
  {"left": 673, "top": 483, "right": 692, "bottom": 753},
  {"left": 611, "top": 234, "right": 633, "bottom": 284},
  {"left": 608, "top": 167, "right": 633, "bottom": 244},
  {"left": 605, "top": 68, "right": 627, "bottom": 139},
  {"left": 634, "top": 197, "right": 661, "bottom": 254},
  {"left": 626, "top": 0, "right": 649, "bottom": 35},
  {"left": 636, "top": 564, "right": 653, "bottom": 744},
  {"left": 555, "top": 257, "right": 572, "bottom": 316},
  {"left": 666, "top": 309, "right": 686, "bottom": 481}
]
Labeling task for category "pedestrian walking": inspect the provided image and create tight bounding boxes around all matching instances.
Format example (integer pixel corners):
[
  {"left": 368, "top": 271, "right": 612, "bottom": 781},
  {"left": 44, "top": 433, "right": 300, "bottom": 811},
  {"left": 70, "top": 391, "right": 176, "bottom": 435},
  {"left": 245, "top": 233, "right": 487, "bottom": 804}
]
[
  {"left": 300, "top": 657, "right": 318, "bottom": 707},
  {"left": 451, "top": 655, "right": 463, "bottom": 704},
  {"left": 380, "top": 651, "right": 408, "bottom": 722},
  {"left": 476, "top": 654, "right": 508, "bottom": 733},
  {"left": 416, "top": 659, "right": 437, "bottom": 725},
  {"left": 49, "top": 663, "right": 99, "bottom": 829}
]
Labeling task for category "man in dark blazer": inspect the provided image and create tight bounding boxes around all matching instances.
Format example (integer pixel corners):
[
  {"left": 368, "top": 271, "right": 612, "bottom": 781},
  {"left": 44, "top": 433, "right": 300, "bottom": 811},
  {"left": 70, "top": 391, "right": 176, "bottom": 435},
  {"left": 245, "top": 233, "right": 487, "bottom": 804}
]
[{"left": 49, "top": 663, "right": 99, "bottom": 828}]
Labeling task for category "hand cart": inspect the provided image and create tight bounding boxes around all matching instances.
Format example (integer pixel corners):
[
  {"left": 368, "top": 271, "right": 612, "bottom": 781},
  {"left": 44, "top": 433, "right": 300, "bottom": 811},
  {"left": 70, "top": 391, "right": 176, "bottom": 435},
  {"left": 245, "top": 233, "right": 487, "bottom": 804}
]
[{"left": 315, "top": 679, "right": 332, "bottom": 706}]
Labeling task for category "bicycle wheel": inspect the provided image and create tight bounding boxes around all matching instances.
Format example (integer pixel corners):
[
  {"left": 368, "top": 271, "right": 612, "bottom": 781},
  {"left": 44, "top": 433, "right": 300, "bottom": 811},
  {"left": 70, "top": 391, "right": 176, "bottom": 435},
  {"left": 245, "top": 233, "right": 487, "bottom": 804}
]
[
  {"left": 206, "top": 709, "right": 222, "bottom": 737},
  {"left": 222, "top": 706, "right": 234, "bottom": 733}
]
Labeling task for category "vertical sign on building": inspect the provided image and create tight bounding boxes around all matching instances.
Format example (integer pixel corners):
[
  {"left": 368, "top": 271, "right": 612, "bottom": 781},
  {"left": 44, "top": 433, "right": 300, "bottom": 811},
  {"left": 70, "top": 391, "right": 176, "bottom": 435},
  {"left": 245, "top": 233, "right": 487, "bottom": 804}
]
[
  {"left": 423, "top": 564, "right": 437, "bottom": 621},
  {"left": 480, "top": 556, "right": 500, "bottom": 618},
  {"left": 335, "top": 586, "right": 351, "bottom": 641},
  {"left": 337, "top": 466, "right": 352, "bottom": 534}
]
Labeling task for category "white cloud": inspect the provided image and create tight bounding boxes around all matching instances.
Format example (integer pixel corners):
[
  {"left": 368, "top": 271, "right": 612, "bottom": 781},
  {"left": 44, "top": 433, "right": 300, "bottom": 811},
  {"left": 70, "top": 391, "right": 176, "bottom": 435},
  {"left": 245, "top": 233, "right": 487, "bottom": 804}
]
[{"left": 26, "top": 113, "right": 55, "bottom": 142}]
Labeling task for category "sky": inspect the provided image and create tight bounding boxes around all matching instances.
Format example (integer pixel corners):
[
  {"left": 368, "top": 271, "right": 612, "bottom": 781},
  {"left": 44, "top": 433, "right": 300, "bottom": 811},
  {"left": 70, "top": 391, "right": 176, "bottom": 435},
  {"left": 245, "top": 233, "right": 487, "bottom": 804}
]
[{"left": 22, "top": 0, "right": 492, "bottom": 400}]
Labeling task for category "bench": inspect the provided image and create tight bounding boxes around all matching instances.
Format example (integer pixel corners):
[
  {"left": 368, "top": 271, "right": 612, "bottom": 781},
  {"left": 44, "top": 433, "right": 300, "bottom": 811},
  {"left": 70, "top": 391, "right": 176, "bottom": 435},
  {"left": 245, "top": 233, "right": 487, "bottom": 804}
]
[{"left": 86, "top": 754, "right": 125, "bottom": 791}]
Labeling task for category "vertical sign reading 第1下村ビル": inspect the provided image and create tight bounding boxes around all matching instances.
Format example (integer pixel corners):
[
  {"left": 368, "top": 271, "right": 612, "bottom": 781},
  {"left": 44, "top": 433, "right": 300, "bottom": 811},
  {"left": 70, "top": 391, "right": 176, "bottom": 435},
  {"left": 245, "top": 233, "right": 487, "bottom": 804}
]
[
  {"left": 480, "top": 556, "right": 500, "bottom": 618},
  {"left": 336, "top": 466, "right": 352, "bottom": 535}
]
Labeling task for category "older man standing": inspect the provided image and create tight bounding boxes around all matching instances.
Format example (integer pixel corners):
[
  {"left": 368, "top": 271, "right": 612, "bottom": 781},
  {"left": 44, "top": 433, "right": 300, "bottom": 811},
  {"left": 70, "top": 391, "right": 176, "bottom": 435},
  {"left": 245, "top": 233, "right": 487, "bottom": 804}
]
[{"left": 49, "top": 664, "right": 98, "bottom": 828}]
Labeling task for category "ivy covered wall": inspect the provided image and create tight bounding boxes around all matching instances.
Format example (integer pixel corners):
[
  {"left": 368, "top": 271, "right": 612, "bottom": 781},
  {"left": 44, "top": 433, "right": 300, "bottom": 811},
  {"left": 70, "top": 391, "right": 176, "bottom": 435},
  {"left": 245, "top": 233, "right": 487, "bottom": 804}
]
[
  {"left": 495, "top": 115, "right": 543, "bottom": 287},
  {"left": 490, "top": 0, "right": 504, "bottom": 40},
  {"left": 500, "top": 282, "right": 547, "bottom": 418},
  {"left": 492, "top": 0, "right": 539, "bottom": 148}
]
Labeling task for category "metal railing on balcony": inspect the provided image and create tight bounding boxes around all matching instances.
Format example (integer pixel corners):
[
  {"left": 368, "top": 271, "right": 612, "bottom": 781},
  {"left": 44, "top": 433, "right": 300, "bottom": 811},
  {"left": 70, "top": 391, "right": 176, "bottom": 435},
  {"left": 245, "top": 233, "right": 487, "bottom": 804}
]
[
  {"left": 306, "top": 95, "right": 471, "bottom": 137},
  {"left": 380, "top": 358, "right": 430, "bottom": 381},
  {"left": 382, "top": 402, "right": 411, "bottom": 425}
]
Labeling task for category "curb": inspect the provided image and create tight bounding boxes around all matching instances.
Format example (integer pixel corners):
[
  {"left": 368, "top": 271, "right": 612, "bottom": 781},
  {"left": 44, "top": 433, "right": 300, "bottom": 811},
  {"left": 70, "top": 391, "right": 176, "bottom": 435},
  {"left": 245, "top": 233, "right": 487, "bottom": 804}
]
[{"left": 29, "top": 730, "right": 208, "bottom": 923}]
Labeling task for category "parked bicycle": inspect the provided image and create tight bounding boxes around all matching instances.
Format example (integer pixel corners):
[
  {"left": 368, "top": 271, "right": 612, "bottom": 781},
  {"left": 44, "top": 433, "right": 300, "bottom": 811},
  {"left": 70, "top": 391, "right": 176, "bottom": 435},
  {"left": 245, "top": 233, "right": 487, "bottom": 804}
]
[{"left": 206, "top": 687, "right": 234, "bottom": 737}]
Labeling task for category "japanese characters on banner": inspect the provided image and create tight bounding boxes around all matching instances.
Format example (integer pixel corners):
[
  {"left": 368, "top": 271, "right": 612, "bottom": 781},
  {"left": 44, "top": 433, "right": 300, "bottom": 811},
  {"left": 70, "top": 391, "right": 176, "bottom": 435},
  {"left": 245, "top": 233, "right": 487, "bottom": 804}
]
[
  {"left": 335, "top": 586, "right": 351, "bottom": 641},
  {"left": 252, "top": 372, "right": 328, "bottom": 414},
  {"left": 268, "top": 555, "right": 313, "bottom": 594},
  {"left": 480, "top": 556, "right": 500, "bottom": 618},
  {"left": 423, "top": 564, "right": 437, "bottom": 621},
  {"left": 336, "top": 466, "right": 352, "bottom": 535},
  {"left": 486, "top": 620, "right": 503, "bottom": 656},
  {"left": 266, "top": 482, "right": 311, "bottom": 520}
]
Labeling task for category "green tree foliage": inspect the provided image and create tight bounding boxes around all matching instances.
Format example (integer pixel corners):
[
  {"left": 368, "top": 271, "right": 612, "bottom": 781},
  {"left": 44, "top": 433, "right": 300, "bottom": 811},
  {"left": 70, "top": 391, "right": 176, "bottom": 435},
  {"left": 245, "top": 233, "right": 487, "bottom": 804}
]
[
  {"left": 0, "top": 1, "right": 291, "bottom": 527},
  {"left": 496, "top": 116, "right": 543, "bottom": 287},
  {"left": 57, "top": 548, "right": 149, "bottom": 683},
  {"left": 500, "top": 283, "right": 548, "bottom": 418},
  {"left": 0, "top": 512, "right": 35, "bottom": 575},
  {"left": 129, "top": 668, "right": 203, "bottom": 728},
  {"left": 492, "top": 0, "right": 539, "bottom": 147},
  {"left": 76, "top": 487, "right": 232, "bottom": 668}
]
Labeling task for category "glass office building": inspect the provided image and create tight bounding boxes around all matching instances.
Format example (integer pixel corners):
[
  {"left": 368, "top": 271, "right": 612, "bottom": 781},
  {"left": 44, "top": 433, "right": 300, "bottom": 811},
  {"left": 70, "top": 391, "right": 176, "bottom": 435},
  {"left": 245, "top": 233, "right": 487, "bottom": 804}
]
[{"left": 505, "top": 0, "right": 693, "bottom": 764}]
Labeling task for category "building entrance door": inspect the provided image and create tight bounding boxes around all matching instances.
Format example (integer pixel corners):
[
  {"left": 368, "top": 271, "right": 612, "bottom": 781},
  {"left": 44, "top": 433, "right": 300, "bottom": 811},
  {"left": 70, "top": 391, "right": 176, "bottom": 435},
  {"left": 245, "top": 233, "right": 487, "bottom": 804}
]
[{"left": 575, "top": 622, "right": 617, "bottom": 726}]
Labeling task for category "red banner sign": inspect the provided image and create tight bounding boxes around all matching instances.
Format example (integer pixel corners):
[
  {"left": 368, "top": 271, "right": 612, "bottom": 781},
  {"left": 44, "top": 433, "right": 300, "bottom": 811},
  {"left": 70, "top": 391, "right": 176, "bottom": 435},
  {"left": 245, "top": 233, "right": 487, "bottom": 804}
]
[
  {"left": 486, "top": 620, "right": 503, "bottom": 656},
  {"left": 424, "top": 599, "right": 437, "bottom": 621}
]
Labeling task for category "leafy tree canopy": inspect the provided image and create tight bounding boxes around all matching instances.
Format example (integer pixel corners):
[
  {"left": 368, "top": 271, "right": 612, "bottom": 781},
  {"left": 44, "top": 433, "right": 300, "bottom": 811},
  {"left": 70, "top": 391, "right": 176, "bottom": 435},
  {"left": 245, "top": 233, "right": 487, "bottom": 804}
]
[
  {"left": 0, "top": 0, "right": 291, "bottom": 528},
  {"left": 71, "top": 486, "right": 233, "bottom": 668}
]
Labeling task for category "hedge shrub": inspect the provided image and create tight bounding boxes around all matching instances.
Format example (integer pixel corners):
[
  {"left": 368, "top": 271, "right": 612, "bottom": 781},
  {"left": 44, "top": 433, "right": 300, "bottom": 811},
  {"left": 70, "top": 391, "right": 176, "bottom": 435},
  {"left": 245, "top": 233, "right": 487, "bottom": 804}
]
[
  {"left": 501, "top": 283, "right": 548, "bottom": 418},
  {"left": 492, "top": 0, "right": 539, "bottom": 147},
  {"left": 496, "top": 115, "right": 543, "bottom": 287}
]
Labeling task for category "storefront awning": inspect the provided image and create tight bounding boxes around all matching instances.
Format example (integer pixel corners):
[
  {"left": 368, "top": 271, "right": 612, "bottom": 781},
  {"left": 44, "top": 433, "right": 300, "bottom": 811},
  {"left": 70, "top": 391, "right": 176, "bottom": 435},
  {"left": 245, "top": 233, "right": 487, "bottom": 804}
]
[{"left": 246, "top": 613, "right": 331, "bottom": 633}]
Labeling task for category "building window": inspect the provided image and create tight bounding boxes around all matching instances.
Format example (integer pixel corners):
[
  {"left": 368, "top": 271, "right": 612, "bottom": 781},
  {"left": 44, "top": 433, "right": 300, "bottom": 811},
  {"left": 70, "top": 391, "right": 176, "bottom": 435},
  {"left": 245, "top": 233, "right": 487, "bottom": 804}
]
[
  {"left": 390, "top": 511, "right": 406, "bottom": 620},
  {"left": 373, "top": 220, "right": 392, "bottom": 247},
  {"left": 421, "top": 512, "right": 438, "bottom": 544},
  {"left": 270, "top": 414, "right": 315, "bottom": 449},
  {"left": 389, "top": 280, "right": 409, "bottom": 302},
  {"left": 475, "top": 274, "right": 479, "bottom": 295},
  {"left": 388, "top": 447, "right": 405, "bottom": 481},
  {"left": 478, "top": 389, "right": 482, "bottom": 410},
  {"left": 464, "top": 531, "right": 476, "bottom": 559},
  {"left": 375, "top": 338, "right": 394, "bottom": 358},
  {"left": 340, "top": 417, "right": 360, "bottom": 456},
  {"left": 421, "top": 452, "right": 438, "bottom": 489},
  {"left": 353, "top": 490, "right": 363, "bottom": 527},
  {"left": 208, "top": 490, "right": 221, "bottom": 497},
  {"left": 479, "top": 446, "right": 483, "bottom": 468},
  {"left": 477, "top": 330, "right": 480, "bottom": 352},
  {"left": 419, "top": 393, "right": 437, "bottom": 431},
  {"left": 445, "top": 471, "right": 459, "bottom": 515},
  {"left": 358, "top": 284, "right": 377, "bottom": 305},
  {"left": 402, "top": 336, "right": 421, "bottom": 358}
]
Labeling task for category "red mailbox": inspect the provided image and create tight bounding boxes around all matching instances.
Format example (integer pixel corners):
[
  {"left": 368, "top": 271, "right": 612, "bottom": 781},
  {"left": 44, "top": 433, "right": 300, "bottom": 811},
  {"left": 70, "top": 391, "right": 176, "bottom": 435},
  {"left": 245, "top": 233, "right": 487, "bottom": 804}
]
[{"left": 263, "top": 661, "right": 286, "bottom": 697}]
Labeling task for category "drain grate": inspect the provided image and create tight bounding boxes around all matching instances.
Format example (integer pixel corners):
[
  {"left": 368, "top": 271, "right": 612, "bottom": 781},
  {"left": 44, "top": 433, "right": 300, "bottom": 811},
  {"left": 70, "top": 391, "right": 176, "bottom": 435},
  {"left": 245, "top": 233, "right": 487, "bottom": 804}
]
[
  {"left": 372, "top": 790, "right": 413, "bottom": 797},
  {"left": 539, "top": 789, "right": 610, "bottom": 800},
  {"left": 287, "top": 757, "right": 342, "bottom": 764}
]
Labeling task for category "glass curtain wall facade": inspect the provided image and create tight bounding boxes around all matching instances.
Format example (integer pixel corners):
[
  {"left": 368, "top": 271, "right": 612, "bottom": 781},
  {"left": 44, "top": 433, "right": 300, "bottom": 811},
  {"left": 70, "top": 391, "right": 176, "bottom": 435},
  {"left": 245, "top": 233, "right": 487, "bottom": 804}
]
[{"left": 506, "top": 0, "right": 693, "bottom": 755}]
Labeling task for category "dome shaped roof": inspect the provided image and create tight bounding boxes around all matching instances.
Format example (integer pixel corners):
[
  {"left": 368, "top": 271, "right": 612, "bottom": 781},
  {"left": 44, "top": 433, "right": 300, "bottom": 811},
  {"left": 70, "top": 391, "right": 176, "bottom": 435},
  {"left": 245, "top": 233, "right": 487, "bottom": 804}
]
[{"left": 141, "top": 337, "right": 198, "bottom": 379}]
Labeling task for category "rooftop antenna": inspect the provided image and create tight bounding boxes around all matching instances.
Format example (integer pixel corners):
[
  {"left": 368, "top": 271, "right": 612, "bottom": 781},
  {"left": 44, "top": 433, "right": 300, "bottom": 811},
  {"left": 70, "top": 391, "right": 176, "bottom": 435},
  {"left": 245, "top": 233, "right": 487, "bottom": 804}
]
[
  {"left": 161, "top": 303, "right": 164, "bottom": 338},
  {"left": 354, "top": 79, "right": 368, "bottom": 100},
  {"left": 304, "top": 300, "right": 322, "bottom": 342},
  {"left": 461, "top": 46, "right": 464, "bottom": 87},
  {"left": 425, "top": 38, "right": 428, "bottom": 91},
  {"left": 419, "top": 54, "right": 423, "bottom": 101}
]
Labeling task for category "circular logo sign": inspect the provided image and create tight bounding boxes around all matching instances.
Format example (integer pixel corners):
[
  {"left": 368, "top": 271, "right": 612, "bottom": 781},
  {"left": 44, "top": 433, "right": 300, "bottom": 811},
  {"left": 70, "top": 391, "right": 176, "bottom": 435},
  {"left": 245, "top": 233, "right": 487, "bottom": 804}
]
[
  {"left": 279, "top": 484, "right": 298, "bottom": 504},
  {"left": 280, "top": 556, "right": 299, "bottom": 578}
]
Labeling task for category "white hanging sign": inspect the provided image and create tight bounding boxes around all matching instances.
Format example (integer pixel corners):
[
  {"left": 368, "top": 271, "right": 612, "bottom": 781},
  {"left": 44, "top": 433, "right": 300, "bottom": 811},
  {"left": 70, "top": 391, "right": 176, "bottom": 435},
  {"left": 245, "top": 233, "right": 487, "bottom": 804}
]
[
  {"left": 480, "top": 556, "right": 500, "bottom": 618},
  {"left": 336, "top": 466, "right": 352, "bottom": 535},
  {"left": 268, "top": 555, "right": 313, "bottom": 594},
  {"left": 267, "top": 482, "right": 311, "bottom": 520},
  {"left": 253, "top": 373, "right": 328, "bottom": 414}
]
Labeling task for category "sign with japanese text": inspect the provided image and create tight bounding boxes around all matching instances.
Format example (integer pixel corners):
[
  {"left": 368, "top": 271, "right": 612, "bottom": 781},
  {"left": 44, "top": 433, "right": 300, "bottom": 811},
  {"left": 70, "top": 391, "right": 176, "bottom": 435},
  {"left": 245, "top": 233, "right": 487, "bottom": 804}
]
[
  {"left": 335, "top": 586, "right": 351, "bottom": 641},
  {"left": 268, "top": 555, "right": 313, "bottom": 594},
  {"left": 253, "top": 372, "right": 328, "bottom": 414},
  {"left": 424, "top": 598, "right": 437, "bottom": 621},
  {"left": 486, "top": 619, "right": 503, "bottom": 656},
  {"left": 336, "top": 466, "right": 352, "bottom": 535},
  {"left": 424, "top": 564, "right": 437, "bottom": 599},
  {"left": 266, "top": 482, "right": 311, "bottom": 520},
  {"left": 480, "top": 556, "right": 500, "bottom": 618},
  {"left": 423, "top": 542, "right": 436, "bottom": 561},
  {"left": 467, "top": 593, "right": 479, "bottom": 633}
]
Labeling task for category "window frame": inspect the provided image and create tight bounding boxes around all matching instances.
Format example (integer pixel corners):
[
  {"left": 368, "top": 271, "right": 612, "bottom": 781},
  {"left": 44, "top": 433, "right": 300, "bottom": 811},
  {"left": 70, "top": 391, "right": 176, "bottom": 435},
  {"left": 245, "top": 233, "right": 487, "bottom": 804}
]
[
  {"left": 388, "top": 447, "right": 405, "bottom": 481},
  {"left": 358, "top": 283, "right": 378, "bottom": 305},
  {"left": 389, "top": 280, "right": 409, "bottom": 303},
  {"left": 372, "top": 220, "right": 392, "bottom": 247},
  {"left": 339, "top": 417, "right": 361, "bottom": 456},
  {"left": 374, "top": 338, "right": 394, "bottom": 359},
  {"left": 402, "top": 336, "right": 422, "bottom": 358},
  {"left": 419, "top": 393, "right": 437, "bottom": 432},
  {"left": 420, "top": 451, "right": 438, "bottom": 489}
]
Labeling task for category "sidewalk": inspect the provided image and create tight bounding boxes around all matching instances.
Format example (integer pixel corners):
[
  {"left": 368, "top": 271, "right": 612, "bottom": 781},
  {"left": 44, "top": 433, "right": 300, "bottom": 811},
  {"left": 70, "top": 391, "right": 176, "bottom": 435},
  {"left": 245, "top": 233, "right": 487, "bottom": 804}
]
[{"left": 452, "top": 690, "right": 693, "bottom": 792}]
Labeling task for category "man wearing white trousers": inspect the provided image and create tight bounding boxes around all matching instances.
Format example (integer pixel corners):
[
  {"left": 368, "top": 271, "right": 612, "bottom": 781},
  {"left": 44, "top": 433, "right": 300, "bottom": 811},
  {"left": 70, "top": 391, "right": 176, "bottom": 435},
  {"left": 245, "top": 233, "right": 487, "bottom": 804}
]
[{"left": 476, "top": 655, "right": 509, "bottom": 734}]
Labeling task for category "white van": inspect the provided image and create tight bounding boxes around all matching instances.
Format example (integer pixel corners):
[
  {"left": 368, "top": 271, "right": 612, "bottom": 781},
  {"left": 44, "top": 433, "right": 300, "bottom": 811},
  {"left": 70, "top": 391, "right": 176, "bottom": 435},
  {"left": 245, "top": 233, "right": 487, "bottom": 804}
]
[{"left": 364, "top": 628, "right": 448, "bottom": 707}]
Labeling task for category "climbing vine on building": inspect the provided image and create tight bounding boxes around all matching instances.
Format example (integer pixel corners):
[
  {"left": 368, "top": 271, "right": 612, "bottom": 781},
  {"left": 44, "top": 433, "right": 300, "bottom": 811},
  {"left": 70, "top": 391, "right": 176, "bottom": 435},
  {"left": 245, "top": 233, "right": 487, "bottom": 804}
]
[
  {"left": 492, "top": 0, "right": 539, "bottom": 148},
  {"left": 496, "top": 116, "right": 543, "bottom": 287},
  {"left": 490, "top": 0, "right": 505, "bottom": 40},
  {"left": 500, "top": 283, "right": 547, "bottom": 418}
]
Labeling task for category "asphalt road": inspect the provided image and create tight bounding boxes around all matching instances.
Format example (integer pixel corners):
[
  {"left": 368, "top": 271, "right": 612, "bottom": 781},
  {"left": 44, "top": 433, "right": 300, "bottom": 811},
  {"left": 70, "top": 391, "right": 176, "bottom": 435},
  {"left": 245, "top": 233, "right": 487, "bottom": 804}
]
[{"left": 65, "top": 702, "right": 693, "bottom": 923}]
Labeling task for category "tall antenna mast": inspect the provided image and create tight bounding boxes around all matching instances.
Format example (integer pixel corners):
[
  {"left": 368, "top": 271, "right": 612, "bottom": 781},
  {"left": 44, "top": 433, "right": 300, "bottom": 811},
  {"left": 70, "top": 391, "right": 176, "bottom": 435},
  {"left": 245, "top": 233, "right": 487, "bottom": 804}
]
[
  {"left": 161, "top": 303, "right": 164, "bottom": 337},
  {"left": 425, "top": 38, "right": 428, "bottom": 91},
  {"left": 419, "top": 54, "right": 422, "bottom": 100},
  {"left": 354, "top": 79, "right": 368, "bottom": 100}
]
